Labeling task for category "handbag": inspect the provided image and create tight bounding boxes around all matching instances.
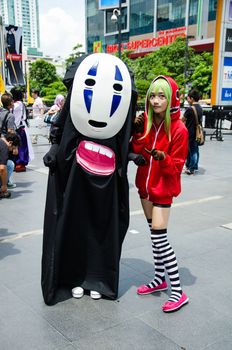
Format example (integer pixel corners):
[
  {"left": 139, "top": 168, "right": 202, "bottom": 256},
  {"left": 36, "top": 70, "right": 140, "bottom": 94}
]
[
  {"left": 192, "top": 105, "right": 205, "bottom": 146},
  {"left": 44, "top": 112, "right": 58, "bottom": 124}
]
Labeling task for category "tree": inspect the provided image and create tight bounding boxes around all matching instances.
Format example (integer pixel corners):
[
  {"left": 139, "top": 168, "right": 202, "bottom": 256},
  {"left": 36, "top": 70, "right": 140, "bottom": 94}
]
[
  {"left": 41, "top": 81, "right": 67, "bottom": 105},
  {"left": 29, "top": 59, "right": 58, "bottom": 92},
  {"left": 190, "top": 52, "right": 213, "bottom": 97},
  {"left": 65, "top": 44, "right": 85, "bottom": 68}
]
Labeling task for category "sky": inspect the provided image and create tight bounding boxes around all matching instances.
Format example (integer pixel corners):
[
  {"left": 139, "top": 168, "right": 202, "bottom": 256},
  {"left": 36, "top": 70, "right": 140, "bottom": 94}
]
[{"left": 39, "top": 0, "right": 86, "bottom": 59}]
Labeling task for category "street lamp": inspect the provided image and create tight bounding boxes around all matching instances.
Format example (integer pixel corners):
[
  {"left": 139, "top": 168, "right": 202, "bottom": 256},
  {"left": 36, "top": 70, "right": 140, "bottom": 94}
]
[{"left": 111, "top": 0, "right": 122, "bottom": 59}]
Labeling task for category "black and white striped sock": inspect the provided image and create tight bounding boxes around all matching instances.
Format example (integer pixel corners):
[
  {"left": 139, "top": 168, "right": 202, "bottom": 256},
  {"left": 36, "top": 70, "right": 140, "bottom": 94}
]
[
  {"left": 146, "top": 223, "right": 166, "bottom": 288},
  {"left": 153, "top": 228, "right": 182, "bottom": 302}
]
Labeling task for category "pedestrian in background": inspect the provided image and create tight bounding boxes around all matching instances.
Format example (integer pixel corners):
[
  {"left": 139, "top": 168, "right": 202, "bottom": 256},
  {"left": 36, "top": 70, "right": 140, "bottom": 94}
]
[
  {"left": 182, "top": 89, "right": 203, "bottom": 175},
  {"left": 11, "top": 88, "right": 34, "bottom": 172},
  {"left": 45, "top": 94, "right": 65, "bottom": 141},
  {"left": 0, "top": 133, "right": 20, "bottom": 198},
  {"left": 0, "top": 93, "right": 16, "bottom": 135},
  {"left": 131, "top": 76, "right": 189, "bottom": 312},
  {"left": 31, "top": 89, "right": 44, "bottom": 144}
]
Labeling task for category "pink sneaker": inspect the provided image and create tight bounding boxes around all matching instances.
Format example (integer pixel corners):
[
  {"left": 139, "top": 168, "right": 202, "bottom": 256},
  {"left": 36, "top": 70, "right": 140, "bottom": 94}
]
[
  {"left": 162, "top": 292, "right": 189, "bottom": 312},
  {"left": 137, "top": 281, "right": 168, "bottom": 295}
]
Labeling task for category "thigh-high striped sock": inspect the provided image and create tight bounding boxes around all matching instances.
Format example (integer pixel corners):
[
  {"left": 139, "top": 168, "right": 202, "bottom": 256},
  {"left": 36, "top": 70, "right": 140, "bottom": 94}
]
[
  {"left": 146, "top": 224, "right": 166, "bottom": 288},
  {"left": 153, "top": 228, "right": 182, "bottom": 302}
]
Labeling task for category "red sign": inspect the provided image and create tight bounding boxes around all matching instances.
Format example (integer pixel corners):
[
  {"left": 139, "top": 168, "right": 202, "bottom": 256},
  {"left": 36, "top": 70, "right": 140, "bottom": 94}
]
[
  {"left": 107, "top": 27, "right": 186, "bottom": 54},
  {"left": 6, "top": 53, "right": 22, "bottom": 61}
]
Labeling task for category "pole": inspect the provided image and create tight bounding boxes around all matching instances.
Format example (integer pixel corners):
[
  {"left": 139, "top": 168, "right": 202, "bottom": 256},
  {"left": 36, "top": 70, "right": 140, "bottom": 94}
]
[
  {"left": 118, "top": 0, "right": 122, "bottom": 59},
  {"left": 0, "top": 16, "right": 6, "bottom": 89},
  {"left": 184, "top": 0, "right": 190, "bottom": 94}
]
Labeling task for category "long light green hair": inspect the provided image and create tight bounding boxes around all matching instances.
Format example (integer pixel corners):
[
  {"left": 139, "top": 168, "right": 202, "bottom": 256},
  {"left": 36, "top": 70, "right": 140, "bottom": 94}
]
[{"left": 144, "top": 78, "right": 172, "bottom": 141}]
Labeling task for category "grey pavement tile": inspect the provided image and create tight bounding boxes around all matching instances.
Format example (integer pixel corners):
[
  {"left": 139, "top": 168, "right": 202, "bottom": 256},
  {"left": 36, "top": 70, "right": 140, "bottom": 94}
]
[
  {"left": 72, "top": 318, "right": 182, "bottom": 350},
  {"left": 138, "top": 297, "right": 232, "bottom": 350},
  {"left": 0, "top": 288, "right": 71, "bottom": 350},
  {"left": 171, "top": 226, "right": 232, "bottom": 260},
  {"left": 0, "top": 246, "right": 41, "bottom": 288},
  {"left": 34, "top": 297, "right": 133, "bottom": 342}
]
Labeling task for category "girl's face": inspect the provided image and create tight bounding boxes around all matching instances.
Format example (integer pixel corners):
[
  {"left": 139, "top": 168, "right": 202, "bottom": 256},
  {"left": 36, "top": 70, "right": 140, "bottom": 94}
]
[{"left": 149, "top": 88, "right": 168, "bottom": 117}]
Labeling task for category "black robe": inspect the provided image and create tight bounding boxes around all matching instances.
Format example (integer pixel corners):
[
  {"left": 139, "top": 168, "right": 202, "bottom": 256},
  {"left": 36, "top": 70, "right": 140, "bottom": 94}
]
[{"left": 41, "top": 57, "right": 137, "bottom": 305}]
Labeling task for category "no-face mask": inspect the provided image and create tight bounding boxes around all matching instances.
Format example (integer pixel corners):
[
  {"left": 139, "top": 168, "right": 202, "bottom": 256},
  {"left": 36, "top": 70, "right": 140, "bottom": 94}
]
[{"left": 70, "top": 53, "right": 132, "bottom": 139}]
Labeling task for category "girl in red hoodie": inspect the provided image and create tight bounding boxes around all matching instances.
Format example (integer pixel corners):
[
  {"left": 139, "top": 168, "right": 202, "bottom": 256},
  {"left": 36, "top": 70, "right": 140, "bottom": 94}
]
[{"left": 131, "top": 76, "right": 189, "bottom": 312}]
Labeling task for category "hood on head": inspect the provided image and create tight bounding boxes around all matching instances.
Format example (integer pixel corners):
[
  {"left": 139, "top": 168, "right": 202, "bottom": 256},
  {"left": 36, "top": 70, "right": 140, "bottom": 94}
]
[{"left": 145, "top": 75, "right": 180, "bottom": 120}]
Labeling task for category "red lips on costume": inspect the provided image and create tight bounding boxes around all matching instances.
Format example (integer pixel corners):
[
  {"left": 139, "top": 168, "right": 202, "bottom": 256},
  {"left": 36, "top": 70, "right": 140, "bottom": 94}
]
[{"left": 76, "top": 140, "right": 115, "bottom": 176}]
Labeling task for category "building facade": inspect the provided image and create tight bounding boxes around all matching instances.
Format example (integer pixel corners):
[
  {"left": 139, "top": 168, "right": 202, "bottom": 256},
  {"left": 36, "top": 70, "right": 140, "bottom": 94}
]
[
  {"left": 86, "top": 0, "right": 217, "bottom": 56},
  {"left": 0, "top": 0, "right": 40, "bottom": 51}
]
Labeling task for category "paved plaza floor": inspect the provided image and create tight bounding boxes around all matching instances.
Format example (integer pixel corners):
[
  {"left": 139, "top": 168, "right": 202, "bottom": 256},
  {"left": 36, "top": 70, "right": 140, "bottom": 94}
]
[{"left": 0, "top": 129, "right": 232, "bottom": 350}]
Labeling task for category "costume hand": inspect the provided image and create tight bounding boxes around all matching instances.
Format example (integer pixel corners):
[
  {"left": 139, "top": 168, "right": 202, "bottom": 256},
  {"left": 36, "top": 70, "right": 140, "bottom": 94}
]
[
  {"left": 128, "top": 152, "right": 146, "bottom": 166},
  {"left": 145, "top": 148, "right": 165, "bottom": 160},
  {"left": 43, "top": 144, "right": 59, "bottom": 172},
  {"left": 133, "top": 113, "right": 145, "bottom": 133}
]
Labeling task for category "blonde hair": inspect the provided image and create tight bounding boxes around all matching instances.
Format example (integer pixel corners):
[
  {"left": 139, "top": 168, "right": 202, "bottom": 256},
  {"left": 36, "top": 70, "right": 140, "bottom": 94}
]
[{"left": 144, "top": 78, "right": 172, "bottom": 141}]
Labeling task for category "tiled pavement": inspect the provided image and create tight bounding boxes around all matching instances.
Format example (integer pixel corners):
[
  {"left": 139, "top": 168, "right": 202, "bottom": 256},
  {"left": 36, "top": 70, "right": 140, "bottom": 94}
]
[{"left": 1, "top": 130, "right": 232, "bottom": 350}]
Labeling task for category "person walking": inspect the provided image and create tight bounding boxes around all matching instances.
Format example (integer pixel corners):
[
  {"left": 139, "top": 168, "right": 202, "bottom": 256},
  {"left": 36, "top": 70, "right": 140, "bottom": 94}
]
[
  {"left": 183, "top": 89, "right": 203, "bottom": 175},
  {"left": 131, "top": 75, "right": 189, "bottom": 312},
  {"left": 31, "top": 89, "right": 44, "bottom": 144}
]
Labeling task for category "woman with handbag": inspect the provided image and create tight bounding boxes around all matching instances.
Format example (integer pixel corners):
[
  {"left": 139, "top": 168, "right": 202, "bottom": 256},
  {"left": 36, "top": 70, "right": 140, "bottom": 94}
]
[
  {"left": 131, "top": 76, "right": 189, "bottom": 312},
  {"left": 11, "top": 88, "right": 34, "bottom": 172},
  {"left": 44, "top": 94, "right": 65, "bottom": 141}
]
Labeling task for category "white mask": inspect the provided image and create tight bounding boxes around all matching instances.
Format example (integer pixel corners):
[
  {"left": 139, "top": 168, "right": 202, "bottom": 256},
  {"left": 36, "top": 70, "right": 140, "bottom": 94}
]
[{"left": 70, "top": 53, "right": 132, "bottom": 139}]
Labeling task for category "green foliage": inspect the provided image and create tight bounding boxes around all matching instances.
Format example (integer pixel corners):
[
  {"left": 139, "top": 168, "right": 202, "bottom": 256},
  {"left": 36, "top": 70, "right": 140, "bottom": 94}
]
[
  {"left": 29, "top": 59, "right": 58, "bottom": 92},
  {"left": 65, "top": 44, "right": 85, "bottom": 68},
  {"left": 41, "top": 81, "right": 67, "bottom": 103},
  {"left": 135, "top": 79, "right": 150, "bottom": 104},
  {"left": 190, "top": 52, "right": 213, "bottom": 97},
  {"left": 121, "top": 37, "right": 213, "bottom": 102}
]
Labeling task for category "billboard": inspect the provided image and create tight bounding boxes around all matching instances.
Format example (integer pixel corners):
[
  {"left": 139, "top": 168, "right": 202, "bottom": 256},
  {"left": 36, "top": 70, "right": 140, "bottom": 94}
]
[
  {"left": 221, "top": 57, "right": 232, "bottom": 101},
  {"left": 4, "top": 24, "right": 24, "bottom": 86},
  {"left": 99, "top": 0, "right": 119, "bottom": 10}
]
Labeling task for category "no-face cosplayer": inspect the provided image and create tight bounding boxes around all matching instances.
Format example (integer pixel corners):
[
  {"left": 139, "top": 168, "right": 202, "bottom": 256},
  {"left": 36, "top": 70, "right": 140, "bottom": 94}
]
[{"left": 41, "top": 53, "right": 137, "bottom": 305}]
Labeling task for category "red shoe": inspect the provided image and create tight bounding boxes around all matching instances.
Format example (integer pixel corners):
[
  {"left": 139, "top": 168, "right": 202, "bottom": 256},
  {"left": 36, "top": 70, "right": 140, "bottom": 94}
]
[
  {"left": 15, "top": 164, "right": 26, "bottom": 172},
  {"left": 162, "top": 292, "right": 189, "bottom": 312},
  {"left": 137, "top": 281, "right": 168, "bottom": 295}
]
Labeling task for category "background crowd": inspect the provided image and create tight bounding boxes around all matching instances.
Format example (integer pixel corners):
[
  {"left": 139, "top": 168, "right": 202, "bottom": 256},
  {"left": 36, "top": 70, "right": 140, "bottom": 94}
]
[{"left": 0, "top": 88, "right": 65, "bottom": 199}]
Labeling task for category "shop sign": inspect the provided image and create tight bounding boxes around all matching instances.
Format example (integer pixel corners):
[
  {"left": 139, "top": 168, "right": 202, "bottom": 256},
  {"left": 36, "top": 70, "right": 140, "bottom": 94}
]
[
  {"left": 106, "top": 27, "right": 186, "bottom": 54},
  {"left": 93, "top": 41, "right": 102, "bottom": 53}
]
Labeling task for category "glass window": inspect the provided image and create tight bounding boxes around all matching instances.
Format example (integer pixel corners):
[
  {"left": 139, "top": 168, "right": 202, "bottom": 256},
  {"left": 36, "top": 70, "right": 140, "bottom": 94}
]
[
  {"left": 208, "top": 0, "right": 217, "bottom": 21},
  {"left": 105, "top": 7, "right": 128, "bottom": 34},
  {"left": 157, "top": 0, "right": 185, "bottom": 31},
  {"left": 189, "top": 0, "right": 198, "bottom": 25},
  {"left": 130, "top": 0, "right": 154, "bottom": 36}
]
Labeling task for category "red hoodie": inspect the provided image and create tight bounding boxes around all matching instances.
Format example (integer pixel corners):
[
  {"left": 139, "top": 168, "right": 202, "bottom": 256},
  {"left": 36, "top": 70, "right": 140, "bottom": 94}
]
[{"left": 131, "top": 76, "right": 188, "bottom": 205}]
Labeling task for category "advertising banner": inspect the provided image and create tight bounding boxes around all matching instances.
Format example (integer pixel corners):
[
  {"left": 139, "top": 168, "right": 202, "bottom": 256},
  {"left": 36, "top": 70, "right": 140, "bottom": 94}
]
[
  {"left": 4, "top": 24, "right": 25, "bottom": 86},
  {"left": 221, "top": 57, "right": 232, "bottom": 101},
  {"left": 93, "top": 41, "right": 102, "bottom": 53}
]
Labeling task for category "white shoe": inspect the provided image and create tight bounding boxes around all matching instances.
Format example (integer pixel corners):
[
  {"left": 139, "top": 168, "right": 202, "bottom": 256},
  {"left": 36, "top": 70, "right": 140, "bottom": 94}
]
[
  {"left": 90, "top": 291, "right": 102, "bottom": 300},
  {"left": 72, "top": 286, "right": 84, "bottom": 299}
]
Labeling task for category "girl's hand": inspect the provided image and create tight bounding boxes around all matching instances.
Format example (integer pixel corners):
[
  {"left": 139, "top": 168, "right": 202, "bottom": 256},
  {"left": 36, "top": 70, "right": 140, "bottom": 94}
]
[
  {"left": 145, "top": 148, "right": 165, "bottom": 160},
  {"left": 133, "top": 113, "right": 145, "bottom": 133}
]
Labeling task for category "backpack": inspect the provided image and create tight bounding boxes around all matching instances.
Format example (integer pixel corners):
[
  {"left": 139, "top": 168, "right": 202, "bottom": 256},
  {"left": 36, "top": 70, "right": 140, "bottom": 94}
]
[
  {"left": 192, "top": 105, "right": 205, "bottom": 146},
  {"left": 0, "top": 111, "right": 10, "bottom": 136}
]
